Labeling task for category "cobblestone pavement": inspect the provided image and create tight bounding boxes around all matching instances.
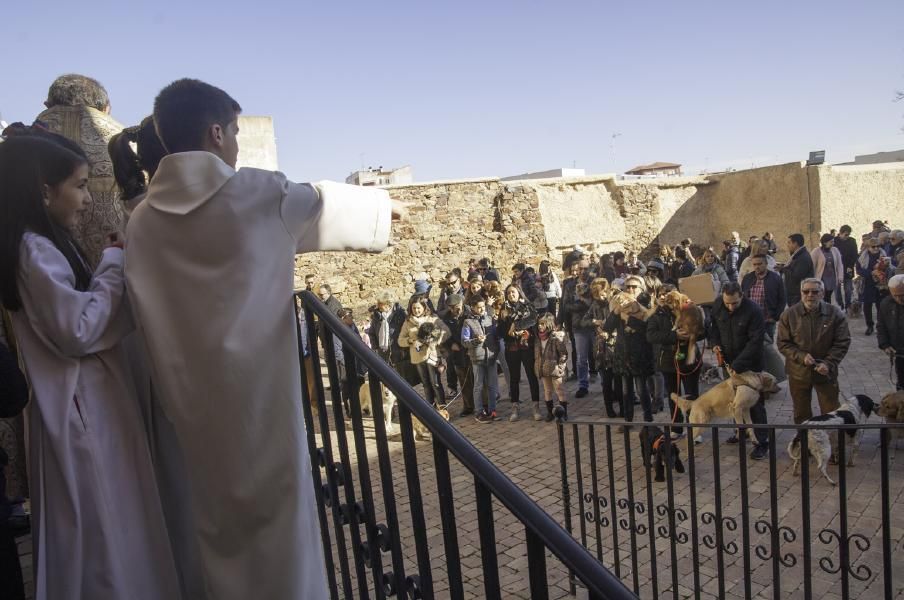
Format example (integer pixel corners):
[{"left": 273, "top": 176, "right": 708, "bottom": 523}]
[
  {"left": 314, "top": 321, "right": 904, "bottom": 600},
  {"left": 17, "top": 318, "right": 904, "bottom": 599}
]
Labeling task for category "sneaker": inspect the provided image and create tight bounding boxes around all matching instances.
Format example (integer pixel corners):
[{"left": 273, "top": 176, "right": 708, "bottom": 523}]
[
  {"left": 726, "top": 434, "right": 739, "bottom": 444},
  {"left": 750, "top": 445, "right": 768, "bottom": 461},
  {"left": 532, "top": 405, "right": 543, "bottom": 421},
  {"left": 693, "top": 435, "right": 703, "bottom": 445},
  {"left": 476, "top": 411, "right": 493, "bottom": 424},
  {"left": 669, "top": 431, "right": 684, "bottom": 440},
  {"left": 509, "top": 404, "right": 520, "bottom": 422},
  {"left": 491, "top": 410, "right": 502, "bottom": 421},
  {"left": 575, "top": 388, "right": 589, "bottom": 399},
  {"left": 865, "top": 326, "right": 874, "bottom": 336}
]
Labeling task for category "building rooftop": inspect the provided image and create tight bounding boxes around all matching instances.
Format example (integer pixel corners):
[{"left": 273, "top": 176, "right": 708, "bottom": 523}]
[{"left": 624, "top": 161, "right": 682, "bottom": 174}]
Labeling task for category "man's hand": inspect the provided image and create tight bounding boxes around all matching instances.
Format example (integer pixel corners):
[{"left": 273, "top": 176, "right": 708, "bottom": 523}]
[
  {"left": 884, "top": 347, "right": 897, "bottom": 357},
  {"left": 390, "top": 199, "right": 410, "bottom": 221},
  {"left": 451, "top": 343, "right": 461, "bottom": 351},
  {"left": 477, "top": 334, "right": 486, "bottom": 343},
  {"left": 815, "top": 362, "right": 830, "bottom": 376},
  {"left": 803, "top": 354, "right": 816, "bottom": 366},
  {"left": 712, "top": 345, "right": 722, "bottom": 354}
]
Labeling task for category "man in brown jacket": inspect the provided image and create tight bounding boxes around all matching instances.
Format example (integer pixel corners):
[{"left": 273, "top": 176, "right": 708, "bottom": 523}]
[{"left": 778, "top": 278, "right": 852, "bottom": 424}]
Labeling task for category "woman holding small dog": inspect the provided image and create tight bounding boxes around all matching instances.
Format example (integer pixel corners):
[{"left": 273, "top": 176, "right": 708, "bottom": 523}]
[
  {"left": 398, "top": 296, "right": 450, "bottom": 408},
  {"left": 647, "top": 284, "right": 701, "bottom": 437},
  {"left": 603, "top": 276, "right": 657, "bottom": 426}
]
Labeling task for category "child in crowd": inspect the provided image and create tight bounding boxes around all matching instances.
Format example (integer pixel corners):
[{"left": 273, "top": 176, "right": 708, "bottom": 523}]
[
  {"left": 462, "top": 295, "right": 501, "bottom": 422},
  {"left": 535, "top": 313, "right": 569, "bottom": 421}
]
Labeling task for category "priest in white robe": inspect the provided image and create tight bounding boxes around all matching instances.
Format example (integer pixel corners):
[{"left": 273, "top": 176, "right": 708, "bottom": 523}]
[{"left": 124, "top": 77, "right": 394, "bottom": 600}]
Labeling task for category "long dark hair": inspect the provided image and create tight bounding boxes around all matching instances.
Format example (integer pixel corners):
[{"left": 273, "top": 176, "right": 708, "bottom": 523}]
[
  {"left": 108, "top": 115, "right": 166, "bottom": 202},
  {"left": 0, "top": 135, "right": 92, "bottom": 310}
]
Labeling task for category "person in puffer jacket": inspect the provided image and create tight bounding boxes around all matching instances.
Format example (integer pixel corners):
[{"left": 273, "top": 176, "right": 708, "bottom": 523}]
[
  {"left": 462, "top": 295, "right": 501, "bottom": 422},
  {"left": 535, "top": 313, "right": 569, "bottom": 421},
  {"left": 398, "top": 296, "right": 450, "bottom": 407}
]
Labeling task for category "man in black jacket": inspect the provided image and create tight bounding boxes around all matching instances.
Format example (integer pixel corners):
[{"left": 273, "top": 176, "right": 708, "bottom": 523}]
[
  {"left": 834, "top": 225, "right": 859, "bottom": 310},
  {"left": 782, "top": 233, "right": 814, "bottom": 307},
  {"left": 709, "top": 282, "right": 769, "bottom": 459},
  {"left": 878, "top": 275, "right": 904, "bottom": 390},
  {"left": 440, "top": 294, "right": 476, "bottom": 415}
]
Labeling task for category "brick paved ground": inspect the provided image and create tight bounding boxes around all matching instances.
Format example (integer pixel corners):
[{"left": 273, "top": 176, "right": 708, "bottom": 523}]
[{"left": 16, "top": 318, "right": 904, "bottom": 599}]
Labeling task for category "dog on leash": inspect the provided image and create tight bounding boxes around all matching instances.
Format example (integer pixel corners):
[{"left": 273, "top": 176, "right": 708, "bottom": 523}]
[
  {"left": 359, "top": 380, "right": 447, "bottom": 442},
  {"left": 660, "top": 290, "right": 706, "bottom": 365},
  {"left": 875, "top": 391, "right": 904, "bottom": 443},
  {"left": 671, "top": 371, "right": 780, "bottom": 443},
  {"left": 639, "top": 426, "right": 686, "bottom": 482},
  {"left": 787, "top": 394, "right": 875, "bottom": 486}
]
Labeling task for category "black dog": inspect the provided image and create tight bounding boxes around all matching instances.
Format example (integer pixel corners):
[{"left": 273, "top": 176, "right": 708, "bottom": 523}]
[{"left": 639, "top": 426, "right": 685, "bottom": 482}]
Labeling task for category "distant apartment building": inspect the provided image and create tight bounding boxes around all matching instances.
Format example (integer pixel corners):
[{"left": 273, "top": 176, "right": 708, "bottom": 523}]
[
  {"left": 839, "top": 150, "right": 904, "bottom": 166},
  {"left": 346, "top": 165, "right": 413, "bottom": 186},
  {"left": 624, "top": 162, "right": 682, "bottom": 177}
]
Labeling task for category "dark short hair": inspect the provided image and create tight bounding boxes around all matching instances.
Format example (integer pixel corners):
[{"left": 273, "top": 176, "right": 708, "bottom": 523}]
[
  {"left": 46, "top": 74, "right": 109, "bottom": 111},
  {"left": 675, "top": 246, "right": 687, "bottom": 260},
  {"left": 512, "top": 262, "right": 526, "bottom": 272},
  {"left": 153, "top": 79, "right": 242, "bottom": 153},
  {"left": 319, "top": 283, "right": 332, "bottom": 293},
  {"left": 839, "top": 225, "right": 852, "bottom": 234},
  {"left": 721, "top": 281, "right": 742, "bottom": 296},
  {"left": 337, "top": 308, "right": 354, "bottom": 319},
  {"left": 820, "top": 233, "right": 834, "bottom": 245},
  {"left": 788, "top": 233, "right": 805, "bottom": 247},
  {"left": 468, "top": 294, "right": 486, "bottom": 307}
]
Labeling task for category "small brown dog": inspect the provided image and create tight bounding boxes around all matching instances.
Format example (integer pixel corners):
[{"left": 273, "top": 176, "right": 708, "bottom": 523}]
[{"left": 661, "top": 290, "right": 706, "bottom": 365}]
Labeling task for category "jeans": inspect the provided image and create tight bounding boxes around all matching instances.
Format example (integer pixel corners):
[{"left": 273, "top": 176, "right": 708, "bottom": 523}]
[
  {"left": 497, "top": 340, "right": 511, "bottom": 397},
  {"left": 573, "top": 329, "right": 594, "bottom": 390},
  {"left": 622, "top": 374, "right": 654, "bottom": 422},
  {"left": 416, "top": 362, "right": 445, "bottom": 406},
  {"left": 896, "top": 356, "right": 904, "bottom": 391},
  {"left": 505, "top": 346, "right": 540, "bottom": 403},
  {"left": 839, "top": 277, "right": 853, "bottom": 309},
  {"left": 472, "top": 360, "right": 499, "bottom": 414}
]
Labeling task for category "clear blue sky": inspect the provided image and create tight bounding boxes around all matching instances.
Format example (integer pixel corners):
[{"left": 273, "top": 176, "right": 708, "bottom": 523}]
[{"left": 2, "top": 0, "right": 903, "bottom": 182}]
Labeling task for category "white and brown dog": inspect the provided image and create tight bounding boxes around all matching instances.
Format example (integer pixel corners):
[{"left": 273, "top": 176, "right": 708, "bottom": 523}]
[
  {"left": 671, "top": 371, "right": 780, "bottom": 443},
  {"left": 787, "top": 394, "right": 875, "bottom": 485}
]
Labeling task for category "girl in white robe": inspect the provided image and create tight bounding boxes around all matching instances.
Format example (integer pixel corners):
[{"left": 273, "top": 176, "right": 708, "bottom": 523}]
[{"left": 0, "top": 133, "right": 180, "bottom": 600}]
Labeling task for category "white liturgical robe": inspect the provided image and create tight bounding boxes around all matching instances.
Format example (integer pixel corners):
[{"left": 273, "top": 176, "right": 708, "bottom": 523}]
[{"left": 125, "top": 151, "right": 391, "bottom": 600}]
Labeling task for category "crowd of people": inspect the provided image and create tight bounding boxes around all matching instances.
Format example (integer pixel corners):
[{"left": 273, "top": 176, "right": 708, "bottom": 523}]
[
  {"left": 0, "top": 75, "right": 399, "bottom": 599},
  {"left": 307, "top": 221, "right": 903, "bottom": 454}
]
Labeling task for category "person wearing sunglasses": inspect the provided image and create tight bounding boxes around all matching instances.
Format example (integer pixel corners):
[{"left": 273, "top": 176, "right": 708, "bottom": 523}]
[{"left": 778, "top": 278, "right": 852, "bottom": 426}]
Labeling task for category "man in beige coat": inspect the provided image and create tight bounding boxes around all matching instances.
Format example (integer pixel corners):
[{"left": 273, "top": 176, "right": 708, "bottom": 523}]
[{"left": 125, "top": 79, "right": 399, "bottom": 600}]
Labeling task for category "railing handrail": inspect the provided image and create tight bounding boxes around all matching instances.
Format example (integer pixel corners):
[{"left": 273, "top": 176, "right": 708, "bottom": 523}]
[
  {"left": 558, "top": 418, "right": 904, "bottom": 430},
  {"left": 298, "top": 291, "right": 636, "bottom": 599}
]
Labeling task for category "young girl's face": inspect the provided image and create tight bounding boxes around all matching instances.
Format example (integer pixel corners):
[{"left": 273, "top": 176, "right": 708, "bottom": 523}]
[
  {"left": 45, "top": 162, "right": 91, "bottom": 230},
  {"left": 411, "top": 302, "right": 425, "bottom": 317}
]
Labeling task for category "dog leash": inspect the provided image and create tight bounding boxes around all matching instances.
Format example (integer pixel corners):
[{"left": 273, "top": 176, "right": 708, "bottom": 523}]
[{"left": 672, "top": 339, "right": 707, "bottom": 424}]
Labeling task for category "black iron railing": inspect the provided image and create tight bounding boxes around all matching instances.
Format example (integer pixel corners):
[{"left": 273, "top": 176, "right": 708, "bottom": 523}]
[
  {"left": 294, "top": 291, "right": 636, "bottom": 600},
  {"left": 556, "top": 417, "right": 903, "bottom": 600}
]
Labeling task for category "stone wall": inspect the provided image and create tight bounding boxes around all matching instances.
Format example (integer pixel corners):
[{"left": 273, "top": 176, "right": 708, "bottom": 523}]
[
  {"left": 293, "top": 163, "right": 904, "bottom": 312},
  {"left": 815, "top": 162, "right": 904, "bottom": 242},
  {"left": 293, "top": 179, "right": 550, "bottom": 310}
]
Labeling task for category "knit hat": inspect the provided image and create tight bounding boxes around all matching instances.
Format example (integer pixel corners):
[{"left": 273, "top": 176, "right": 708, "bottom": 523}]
[
  {"left": 446, "top": 293, "right": 463, "bottom": 306},
  {"left": 646, "top": 259, "right": 665, "bottom": 272},
  {"left": 414, "top": 280, "right": 430, "bottom": 294}
]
